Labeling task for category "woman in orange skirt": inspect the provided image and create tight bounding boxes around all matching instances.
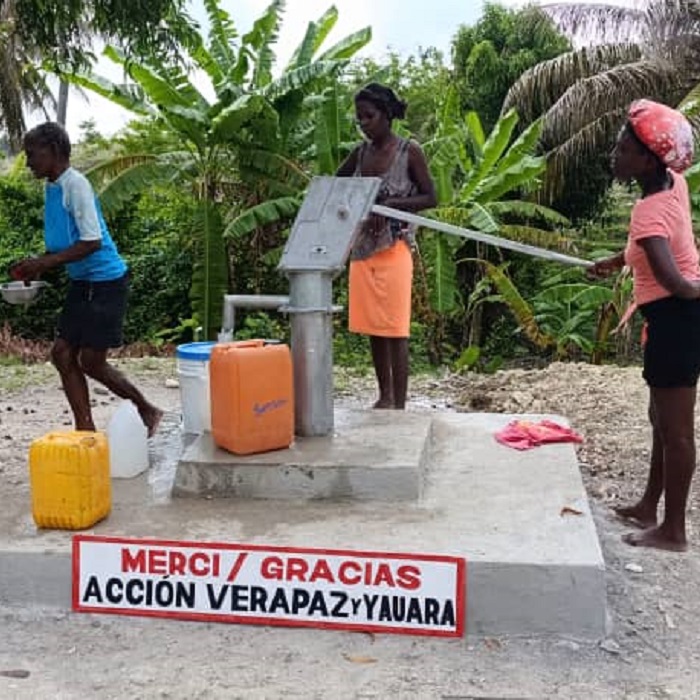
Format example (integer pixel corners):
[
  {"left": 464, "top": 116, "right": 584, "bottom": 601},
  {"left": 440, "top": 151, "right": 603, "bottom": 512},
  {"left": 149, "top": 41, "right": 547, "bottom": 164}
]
[{"left": 337, "top": 84, "right": 436, "bottom": 409}]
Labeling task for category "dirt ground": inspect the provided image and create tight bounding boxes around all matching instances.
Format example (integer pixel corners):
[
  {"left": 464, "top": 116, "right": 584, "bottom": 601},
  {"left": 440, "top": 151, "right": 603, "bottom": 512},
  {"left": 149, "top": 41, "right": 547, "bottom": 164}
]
[{"left": 2, "top": 358, "right": 700, "bottom": 699}]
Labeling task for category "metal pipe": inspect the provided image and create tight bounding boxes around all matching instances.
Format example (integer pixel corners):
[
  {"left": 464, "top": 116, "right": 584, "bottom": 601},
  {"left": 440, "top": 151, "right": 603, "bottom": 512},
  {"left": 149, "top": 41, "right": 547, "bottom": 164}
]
[
  {"left": 371, "top": 204, "right": 593, "bottom": 268},
  {"left": 286, "top": 273, "right": 334, "bottom": 437},
  {"left": 220, "top": 294, "right": 289, "bottom": 340}
]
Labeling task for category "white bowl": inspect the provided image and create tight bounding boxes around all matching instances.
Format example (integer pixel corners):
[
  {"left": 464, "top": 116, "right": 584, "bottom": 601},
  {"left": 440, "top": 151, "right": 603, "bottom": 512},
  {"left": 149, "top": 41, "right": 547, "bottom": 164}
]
[{"left": 0, "top": 281, "right": 47, "bottom": 305}]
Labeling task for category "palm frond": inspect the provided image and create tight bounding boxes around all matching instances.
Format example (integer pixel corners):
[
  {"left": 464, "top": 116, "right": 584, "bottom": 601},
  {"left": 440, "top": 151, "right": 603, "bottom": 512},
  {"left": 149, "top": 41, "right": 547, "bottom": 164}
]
[
  {"left": 541, "top": 60, "right": 683, "bottom": 148},
  {"left": 542, "top": 109, "right": 624, "bottom": 203},
  {"left": 541, "top": 3, "right": 647, "bottom": 47},
  {"left": 502, "top": 43, "right": 641, "bottom": 123}
]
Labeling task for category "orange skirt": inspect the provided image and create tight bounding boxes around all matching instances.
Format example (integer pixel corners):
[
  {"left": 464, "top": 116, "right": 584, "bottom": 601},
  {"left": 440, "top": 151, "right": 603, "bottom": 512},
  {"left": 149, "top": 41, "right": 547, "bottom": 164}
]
[{"left": 348, "top": 241, "right": 413, "bottom": 338}]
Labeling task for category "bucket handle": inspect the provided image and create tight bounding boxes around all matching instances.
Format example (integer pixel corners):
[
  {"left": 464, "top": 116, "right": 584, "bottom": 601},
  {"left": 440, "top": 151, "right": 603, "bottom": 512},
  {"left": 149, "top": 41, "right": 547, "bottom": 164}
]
[
  {"left": 216, "top": 339, "right": 283, "bottom": 351},
  {"left": 232, "top": 339, "right": 265, "bottom": 349}
]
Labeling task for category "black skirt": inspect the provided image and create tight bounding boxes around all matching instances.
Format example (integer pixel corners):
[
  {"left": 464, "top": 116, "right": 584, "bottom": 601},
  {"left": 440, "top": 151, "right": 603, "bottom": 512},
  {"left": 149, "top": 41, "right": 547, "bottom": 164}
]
[
  {"left": 639, "top": 295, "right": 700, "bottom": 388},
  {"left": 57, "top": 274, "right": 129, "bottom": 350}
]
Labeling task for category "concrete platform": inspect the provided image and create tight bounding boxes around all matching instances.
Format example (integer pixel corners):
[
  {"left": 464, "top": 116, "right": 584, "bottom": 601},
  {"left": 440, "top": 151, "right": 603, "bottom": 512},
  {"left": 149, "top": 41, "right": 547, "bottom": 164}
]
[
  {"left": 174, "top": 410, "right": 431, "bottom": 500},
  {"left": 0, "top": 410, "right": 607, "bottom": 639}
]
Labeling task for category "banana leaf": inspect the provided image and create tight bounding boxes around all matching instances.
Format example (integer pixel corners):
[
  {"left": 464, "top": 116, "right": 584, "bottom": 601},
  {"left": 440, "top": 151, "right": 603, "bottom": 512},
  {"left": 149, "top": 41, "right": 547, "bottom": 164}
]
[
  {"left": 316, "top": 27, "right": 372, "bottom": 62},
  {"left": 211, "top": 94, "right": 280, "bottom": 146},
  {"left": 430, "top": 234, "right": 460, "bottom": 314},
  {"left": 104, "top": 46, "right": 209, "bottom": 113},
  {"left": 532, "top": 283, "right": 614, "bottom": 306},
  {"left": 287, "top": 6, "right": 338, "bottom": 69},
  {"left": 263, "top": 61, "right": 344, "bottom": 101},
  {"left": 203, "top": 0, "right": 238, "bottom": 74},
  {"left": 248, "top": 0, "right": 285, "bottom": 88},
  {"left": 60, "top": 69, "right": 152, "bottom": 116},
  {"left": 472, "top": 156, "right": 546, "bottom": 203},
  {"left": 189, "top": 200, "right": 228, "bottom": 339},
  {"left": 461, "top": 109, "right": 519, "bottom": 202},
  {"left": 85, "top": 156, "right": 178, "bottom": 217},
  {"left": 481, "top": 261, "right": 555, "bottom": 350},
  {"left": 314, "top": 85, "right": 342, "bottom": 175},
  {"left": 223, "top": 196, "right": 301, "bottom": 241},
  {"left": 496, "top": 118, "right": 543, "bottom": 174}
]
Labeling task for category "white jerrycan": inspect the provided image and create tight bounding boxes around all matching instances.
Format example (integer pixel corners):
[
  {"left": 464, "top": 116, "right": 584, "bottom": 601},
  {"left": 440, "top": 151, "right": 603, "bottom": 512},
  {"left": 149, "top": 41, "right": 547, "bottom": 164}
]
[{"left": 107, "top": 400, "right": 149, "bottom": 478}]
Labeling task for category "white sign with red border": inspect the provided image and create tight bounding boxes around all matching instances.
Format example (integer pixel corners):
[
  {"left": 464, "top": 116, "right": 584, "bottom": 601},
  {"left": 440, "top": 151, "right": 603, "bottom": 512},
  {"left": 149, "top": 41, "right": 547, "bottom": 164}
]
[{"left": 73, "top": 536, "right": 466, "bottom": 638}]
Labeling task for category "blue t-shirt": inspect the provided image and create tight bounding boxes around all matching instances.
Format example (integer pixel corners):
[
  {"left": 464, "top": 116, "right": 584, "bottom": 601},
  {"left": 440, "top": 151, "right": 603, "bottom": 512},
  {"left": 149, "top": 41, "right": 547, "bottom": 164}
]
[{"left": 44, "top": 168, "right": 126, "bottom": 281}]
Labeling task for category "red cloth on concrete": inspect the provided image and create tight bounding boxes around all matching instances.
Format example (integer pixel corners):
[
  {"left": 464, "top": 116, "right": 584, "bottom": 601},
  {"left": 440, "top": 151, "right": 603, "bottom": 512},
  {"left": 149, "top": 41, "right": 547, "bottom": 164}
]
[{"left": 495, "top": 420, "right": 583, "bottom": 451}]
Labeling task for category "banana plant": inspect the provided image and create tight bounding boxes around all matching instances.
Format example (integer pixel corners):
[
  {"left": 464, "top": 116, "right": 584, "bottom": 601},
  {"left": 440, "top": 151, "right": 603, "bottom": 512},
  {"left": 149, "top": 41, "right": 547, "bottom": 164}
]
[
  {"left": 419, "top": 87, "right": 572, "bottom": 350},
  {"left": 60, "top": 0, "right": 370, "bottom": 338},
  {"left": 480, "top": 260, "right": 626, "bottom": 361}
]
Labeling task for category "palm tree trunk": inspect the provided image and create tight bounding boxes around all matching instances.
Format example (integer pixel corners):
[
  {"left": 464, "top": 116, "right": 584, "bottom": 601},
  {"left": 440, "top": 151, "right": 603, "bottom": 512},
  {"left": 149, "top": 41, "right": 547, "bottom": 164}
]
[{"left": 56, "top": 80, "right": 69, "bottom": 126}]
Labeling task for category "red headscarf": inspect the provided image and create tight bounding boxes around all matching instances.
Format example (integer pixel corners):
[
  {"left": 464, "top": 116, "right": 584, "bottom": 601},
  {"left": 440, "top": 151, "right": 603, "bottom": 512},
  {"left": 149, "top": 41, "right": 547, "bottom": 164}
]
[{"left": 628, "top": 99, "right": 694, "bottom": 173}]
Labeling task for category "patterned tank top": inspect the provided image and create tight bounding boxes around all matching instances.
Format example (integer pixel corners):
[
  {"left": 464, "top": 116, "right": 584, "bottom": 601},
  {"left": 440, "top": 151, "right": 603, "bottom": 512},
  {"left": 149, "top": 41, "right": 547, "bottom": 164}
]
[{"left": 351, "top": 136, "right": 418, "bottom": 261}]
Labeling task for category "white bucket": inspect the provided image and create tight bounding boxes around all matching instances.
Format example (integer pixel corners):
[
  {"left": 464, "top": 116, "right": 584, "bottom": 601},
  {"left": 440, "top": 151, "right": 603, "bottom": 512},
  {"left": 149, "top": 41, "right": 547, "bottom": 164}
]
[
  {"left": 176, "top": 341, "right": 217, "bottom": 434},
  {"left": 107, "top": 401, "right": 149, "bottom": 479}
]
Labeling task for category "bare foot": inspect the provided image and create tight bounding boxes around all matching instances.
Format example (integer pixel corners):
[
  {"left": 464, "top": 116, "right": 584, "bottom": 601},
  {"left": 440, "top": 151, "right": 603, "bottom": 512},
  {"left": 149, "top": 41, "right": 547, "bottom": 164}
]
[
  {"left": 139, "top": 406, "right": 164, "bottom": 438},
  {"left": 372, "top": 399, "right": 394, "bottom": 409},
  {"left": 614, "top": 504, "right": 657, "bottom": 529},
  {"left": 622, "top": 527, "right": 688, "bottom": 552}
]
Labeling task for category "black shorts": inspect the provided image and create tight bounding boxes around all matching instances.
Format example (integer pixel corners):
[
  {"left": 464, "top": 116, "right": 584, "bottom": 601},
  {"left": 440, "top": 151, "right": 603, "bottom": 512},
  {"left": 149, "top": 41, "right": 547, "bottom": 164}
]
[
  {"left": 639, "top": 296, "right": 700, "bottom": 388},
  {"left": 57, "top": 274, "right": 129, "bottom": 350}
]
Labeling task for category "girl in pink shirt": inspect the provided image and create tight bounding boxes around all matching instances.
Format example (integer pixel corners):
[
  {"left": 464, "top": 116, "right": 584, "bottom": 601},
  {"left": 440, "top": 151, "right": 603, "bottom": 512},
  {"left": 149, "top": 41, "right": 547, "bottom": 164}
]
[{"left": 590, "top": 99, "right": 700, "bottom": 552}]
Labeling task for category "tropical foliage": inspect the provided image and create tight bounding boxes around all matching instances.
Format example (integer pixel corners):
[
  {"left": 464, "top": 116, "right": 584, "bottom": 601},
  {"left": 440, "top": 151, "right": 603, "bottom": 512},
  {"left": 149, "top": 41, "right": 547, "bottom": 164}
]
[
  {"left": 60, "top": 0, "right": 370, "bottom": 337},
  {"left": 0, "top": 0, "right": 190, "bottom": 154},
  {"left": 0, "top": 0, "right": 669, "bottom": 370},
  {"left": 452, "top": 3, "right": 571, "bottom": 132},
  {"left": 418, "top": 88, "right": 571, "bottom": 355},
  {"left": 503, "top": 0, "right": 700, "bottom": 218}
]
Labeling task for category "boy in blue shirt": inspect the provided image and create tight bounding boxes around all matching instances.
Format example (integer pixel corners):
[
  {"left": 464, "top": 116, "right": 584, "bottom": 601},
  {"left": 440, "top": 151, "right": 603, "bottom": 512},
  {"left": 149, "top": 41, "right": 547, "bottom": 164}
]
[{"left": 13, "top": 122, "right": 162, "bottom": 437}]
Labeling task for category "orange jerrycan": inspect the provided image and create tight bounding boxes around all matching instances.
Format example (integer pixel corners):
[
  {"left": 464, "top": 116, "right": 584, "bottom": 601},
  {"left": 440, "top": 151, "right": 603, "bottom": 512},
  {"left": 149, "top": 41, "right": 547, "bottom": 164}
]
[
  {"left": 210, "top": 340, "right": 294, "bottom": 455},
  {"left": 29, "top": 431, "right": 111, "bottom": 530}
]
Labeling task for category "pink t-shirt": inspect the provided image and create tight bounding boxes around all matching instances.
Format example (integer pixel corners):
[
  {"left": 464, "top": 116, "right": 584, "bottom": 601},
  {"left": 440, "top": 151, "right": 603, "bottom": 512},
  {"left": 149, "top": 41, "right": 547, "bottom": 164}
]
[{"left": 625, "top": 171, "right": 700, "bottom": 306}]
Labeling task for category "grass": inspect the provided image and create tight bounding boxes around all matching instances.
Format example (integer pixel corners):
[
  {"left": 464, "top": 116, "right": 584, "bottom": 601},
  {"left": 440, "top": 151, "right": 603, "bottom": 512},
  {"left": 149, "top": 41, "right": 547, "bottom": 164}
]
[
  {"left": 111, "top": 356, "right": 177, "bottom": 380},
  {"left": 0, "top": 355, "right": 179, "bottom": 395},
  {"left": 0, "top": 359, "right": 55, "bottom": 393}
]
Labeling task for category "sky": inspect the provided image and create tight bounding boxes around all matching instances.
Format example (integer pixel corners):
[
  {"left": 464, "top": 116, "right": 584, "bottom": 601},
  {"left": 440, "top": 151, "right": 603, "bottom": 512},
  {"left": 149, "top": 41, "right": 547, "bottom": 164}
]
[{"left": 55, "top": 0, "right": 637, "bottom": 140}]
